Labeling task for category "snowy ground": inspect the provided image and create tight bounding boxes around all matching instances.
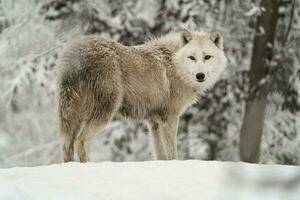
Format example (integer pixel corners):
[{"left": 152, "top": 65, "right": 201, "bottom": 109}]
[{"left": 0, "top": 161, "right": 300, "bottom": 200}]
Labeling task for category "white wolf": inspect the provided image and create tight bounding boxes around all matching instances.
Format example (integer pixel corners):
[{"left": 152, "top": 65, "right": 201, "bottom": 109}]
[{"left": 56, "top": 30, "right": 227, "bottom": 162}]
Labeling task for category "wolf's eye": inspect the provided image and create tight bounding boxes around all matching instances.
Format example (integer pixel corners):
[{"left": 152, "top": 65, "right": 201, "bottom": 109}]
[
  {"left": 188, "top": 56, "right": 196, "bottom": 61},
  {"left": 204, "top": 55, "right": 212, "bottom": 60}
]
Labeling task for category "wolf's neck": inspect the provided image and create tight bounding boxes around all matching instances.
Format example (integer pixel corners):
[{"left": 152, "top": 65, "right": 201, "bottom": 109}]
[
  {"left": 139, "top": 32, "right": 198, "bottom": 110},
  {"left": 142, "top": 32, "right": 182, "bottom": 52}
]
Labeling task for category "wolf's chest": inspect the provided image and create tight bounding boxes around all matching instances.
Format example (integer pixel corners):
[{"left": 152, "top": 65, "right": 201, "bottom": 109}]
[
  {"left": 117, "top": 86, "right": 169, "bottom": 121},
  {"left": 117, "top": 101, "right": 145, "bottom": 120}
]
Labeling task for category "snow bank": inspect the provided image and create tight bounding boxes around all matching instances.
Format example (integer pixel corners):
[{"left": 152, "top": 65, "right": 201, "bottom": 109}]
[{"left": 0, "top": 161, "right": 299, "bottom": 200}]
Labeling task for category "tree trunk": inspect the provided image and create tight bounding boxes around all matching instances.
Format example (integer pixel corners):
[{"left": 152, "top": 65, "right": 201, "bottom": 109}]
[{"left": 240, "top": 0, "right": 279, "bottom": 163}]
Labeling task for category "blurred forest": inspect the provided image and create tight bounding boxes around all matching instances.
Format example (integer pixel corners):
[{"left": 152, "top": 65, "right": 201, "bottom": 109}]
[{"left": 0, "top": 0, "right": 299, "bottom": 167}]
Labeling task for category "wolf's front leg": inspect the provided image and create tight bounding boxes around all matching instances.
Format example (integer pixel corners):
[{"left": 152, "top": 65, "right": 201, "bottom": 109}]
[
  {"left": 148, "top": 120, "right": 166, "bottom": 160},
  {"left": 159, "top": 116, "right": 179, "bottom": 160}
]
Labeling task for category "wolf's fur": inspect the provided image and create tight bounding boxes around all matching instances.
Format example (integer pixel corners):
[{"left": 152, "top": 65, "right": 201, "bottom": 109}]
[{"left": 56, "top": 30, "right": 227, "bottom": 162}]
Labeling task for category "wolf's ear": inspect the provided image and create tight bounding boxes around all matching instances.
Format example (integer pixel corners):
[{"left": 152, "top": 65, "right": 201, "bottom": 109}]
[
  {"left": 181, "top": 30, "right": 192, "bottom": 45},
  {"left": 209, "top": 31, "right": 223, "bottom": 50}
]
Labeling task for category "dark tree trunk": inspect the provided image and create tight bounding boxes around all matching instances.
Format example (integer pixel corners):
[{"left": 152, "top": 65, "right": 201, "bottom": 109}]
[{"left": 240, "top": 0, "right": 280, "bottom": 163}]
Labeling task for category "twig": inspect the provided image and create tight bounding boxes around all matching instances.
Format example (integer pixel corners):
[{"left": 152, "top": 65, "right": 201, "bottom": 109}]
[
  {"left": 32, "top": 44, "right": 62, "bottom": 62},
  {"left": 282, "top": 0, "right": 295, "bottom": 46},
  {"left": 4, "top": 141, "right": 60, "bottom": 163},
  {"left": 1, "top": 44, "right": 62, "bottom": 101}
]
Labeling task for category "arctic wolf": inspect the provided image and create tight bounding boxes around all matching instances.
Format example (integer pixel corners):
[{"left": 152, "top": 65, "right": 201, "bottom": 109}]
[{"left": 56, "top": 30, "right": 227, "bottom": 162}]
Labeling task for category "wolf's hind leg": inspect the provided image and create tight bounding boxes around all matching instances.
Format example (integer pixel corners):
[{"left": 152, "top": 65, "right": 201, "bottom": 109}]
[
  {"left": 75, "top": 123, "right": 95, "bottom": 163},
  {"left": 58, "top": 85, "right": 81, "bottom": 162},
  {"left": 62, "top": 130, "right": 76, "bottom": 162},
  {"left": 75, "top": 89, "right": 120, "bottom": 162},
  {"left": 75, "top": 110, "right": 117, "bottom": 162}
]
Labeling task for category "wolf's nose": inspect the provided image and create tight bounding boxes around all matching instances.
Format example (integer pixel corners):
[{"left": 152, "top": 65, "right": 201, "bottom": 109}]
[{"left": 196, "top": 73, "right": 205, "bottom": 82}]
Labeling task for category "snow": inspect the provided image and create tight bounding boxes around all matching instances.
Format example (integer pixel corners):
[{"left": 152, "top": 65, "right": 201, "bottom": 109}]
[
  {"left": 0, "top": 161, "right": 299, "bottom": 200},
  {"left": 259, "top": 26, "right": 265, "bottom": 35},
  {"left": 0, "top": 177, "right": 30, "bottom": 200},
  {"left": 244, "top": 6, "right": 260, "bottom": 17},
  {"left": 1, "top": 0, "right": 300, "bottom": 169}
]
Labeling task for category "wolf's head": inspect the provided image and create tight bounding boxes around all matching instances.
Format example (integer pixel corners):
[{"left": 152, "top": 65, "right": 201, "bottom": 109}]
[{"left": 173, "top": 30, "right": 227, "bottom": 91}]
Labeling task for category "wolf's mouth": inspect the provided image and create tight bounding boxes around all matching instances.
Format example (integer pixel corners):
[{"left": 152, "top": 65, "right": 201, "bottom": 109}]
[{"left": 197, "top": 79, "right": 206, "bottom": 83}]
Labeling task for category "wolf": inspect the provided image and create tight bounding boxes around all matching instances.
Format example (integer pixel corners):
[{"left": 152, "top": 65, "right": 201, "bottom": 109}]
[{"left": 56, "top": 30, "right": 227, "bottom": 162}]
